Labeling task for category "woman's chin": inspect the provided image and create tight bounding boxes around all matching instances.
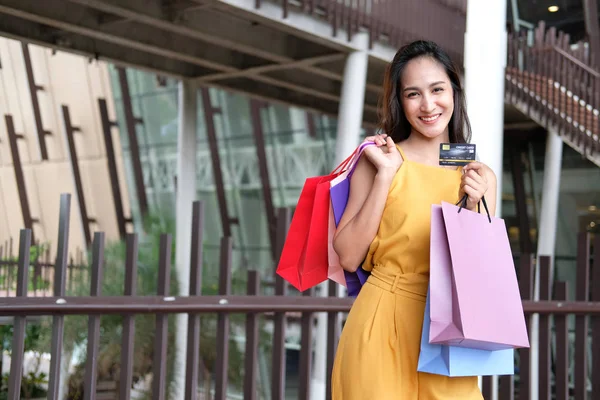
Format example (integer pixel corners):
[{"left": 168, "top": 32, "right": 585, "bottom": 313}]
[{"left": 415, "top": 127, "right": 449, "bottom": 140}]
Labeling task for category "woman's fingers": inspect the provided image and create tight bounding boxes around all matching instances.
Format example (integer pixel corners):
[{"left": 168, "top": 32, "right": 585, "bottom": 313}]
[{"left": 364, "top": 133, "right": 388, "bottom": 147}]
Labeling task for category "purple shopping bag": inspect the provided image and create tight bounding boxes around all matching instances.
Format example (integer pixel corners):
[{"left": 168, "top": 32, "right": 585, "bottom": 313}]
[
  {"left": 429, "top": 201, "right": 529, "bottom": 350},
  {"left": 330, "top": 142, "right": 375, "bottom": 297}
]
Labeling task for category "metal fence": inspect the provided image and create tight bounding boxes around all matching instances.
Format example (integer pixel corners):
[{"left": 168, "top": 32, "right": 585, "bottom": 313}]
[{"left": 2, "top": 192, "right": 600, "bottom": 399}]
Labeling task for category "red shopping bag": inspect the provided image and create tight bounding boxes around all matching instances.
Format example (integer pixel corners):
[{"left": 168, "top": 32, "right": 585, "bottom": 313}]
[{"left": 276, "top": 149, "right": 356, "bottom": 291}]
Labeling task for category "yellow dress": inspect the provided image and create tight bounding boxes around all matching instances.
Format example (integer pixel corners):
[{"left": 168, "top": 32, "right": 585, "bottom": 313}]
[{"left": 331, "top": 145, "right": 483, "bottom": 400}]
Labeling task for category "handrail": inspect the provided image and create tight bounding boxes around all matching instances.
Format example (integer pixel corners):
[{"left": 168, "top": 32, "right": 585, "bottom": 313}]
[{"left": 552, "top": 45, "right": 600, "bottom": 78}]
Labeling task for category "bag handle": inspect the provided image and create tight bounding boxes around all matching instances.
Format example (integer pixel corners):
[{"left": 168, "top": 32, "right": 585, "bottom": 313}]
[
  {"left": 456, "top": 193, "right": 492, "bottom": 223},
  {"left": 347, "top": 142, "right": 376, "bottom": 179},
  {"left": 330, "top": 141, "right": 376, "bottom": 175}
]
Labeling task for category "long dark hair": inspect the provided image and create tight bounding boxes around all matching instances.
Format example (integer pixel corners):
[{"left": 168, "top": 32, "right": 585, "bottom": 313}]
[{"left": 378, "top": 40, "right": 471, "bottom": 143}]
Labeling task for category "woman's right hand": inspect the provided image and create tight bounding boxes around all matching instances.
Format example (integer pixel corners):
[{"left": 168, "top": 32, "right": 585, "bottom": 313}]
[{"left": 362, "top": 134, "right": 402, "bottom": 175}]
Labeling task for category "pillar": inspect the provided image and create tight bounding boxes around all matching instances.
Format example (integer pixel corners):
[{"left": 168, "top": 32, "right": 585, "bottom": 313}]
[
  {"left": 174, "top": 79, "right": 198, "bottom": 397},
  {"left": 530, "top": 129, "right": 563, "bottom": 399},
  {"left": 307, "top": 31, "right": 370, "bottom": 400},
  {"left": 464, "top": 1, "right": 507, "bottom": 398},
  {"left": 464, "top": 0, "right": 507, "bottom": 218},
  {"left": 334, "top": 32, "right": 369, "bottom": 165}
]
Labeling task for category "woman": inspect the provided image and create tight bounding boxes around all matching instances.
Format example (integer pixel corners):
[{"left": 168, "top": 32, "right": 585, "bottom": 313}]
[{"left": 331, "top": 40, "right": 497, "bottom": 399}]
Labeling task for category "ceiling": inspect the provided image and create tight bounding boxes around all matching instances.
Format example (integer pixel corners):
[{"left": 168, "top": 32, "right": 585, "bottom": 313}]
[{"left": 510, "top": 0, "right": 599, "bottom": 42}]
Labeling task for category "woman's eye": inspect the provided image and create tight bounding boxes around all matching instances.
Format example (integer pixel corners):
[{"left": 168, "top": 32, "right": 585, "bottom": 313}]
[
  {"left": 407, "top": 92, "right": 418, "bottom": 98},
  {"left": 433, "top": 87, "right": 444, "bottom": 93}
]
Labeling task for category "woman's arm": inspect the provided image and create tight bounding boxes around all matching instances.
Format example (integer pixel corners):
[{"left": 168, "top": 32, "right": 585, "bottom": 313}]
[{"left": 333, "top": 136, "right": 402, "bottom": 272}]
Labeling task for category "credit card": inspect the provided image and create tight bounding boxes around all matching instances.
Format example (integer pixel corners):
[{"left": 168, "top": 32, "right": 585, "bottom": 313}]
[{"left": 439, "top": 143, "right": 476, "bottom": 166}]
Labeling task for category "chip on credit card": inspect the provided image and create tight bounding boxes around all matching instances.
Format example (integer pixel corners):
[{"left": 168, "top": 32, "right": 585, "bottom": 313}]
[{"left": 439, "top": 143, "right": 476, "bottom": 166}]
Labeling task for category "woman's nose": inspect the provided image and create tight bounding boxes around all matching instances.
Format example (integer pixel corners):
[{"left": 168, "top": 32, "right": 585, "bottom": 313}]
[{"left": 420, "top": 95, "right": 435, "bottom": 112}]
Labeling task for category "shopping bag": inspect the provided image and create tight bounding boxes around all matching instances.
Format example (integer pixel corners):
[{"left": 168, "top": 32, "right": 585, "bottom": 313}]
[
  {"left": 276, "top": 149, "right": 357, "bottom": 291},
  {"left": 327, "top": 200, "right": 346, "bottom": 286},
  {"left": 329, "top": 142, "right": 375, "bottom": 297},
  {"left": 418, "top": 289, "right": 515, "bottom": 377},
  {"left": 428, "top": 200, "right": 529, "bottom": 350}
]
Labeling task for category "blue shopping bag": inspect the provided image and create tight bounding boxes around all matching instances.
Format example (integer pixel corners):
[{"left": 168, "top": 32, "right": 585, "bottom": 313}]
[{"left": 417, "top": 289, "right": 515, "bottom": 377}]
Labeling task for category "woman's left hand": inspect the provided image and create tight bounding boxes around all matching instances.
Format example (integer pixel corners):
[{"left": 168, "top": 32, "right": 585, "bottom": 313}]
[{"left": 459, "top": 162, "right": 489, "bottom": 211}]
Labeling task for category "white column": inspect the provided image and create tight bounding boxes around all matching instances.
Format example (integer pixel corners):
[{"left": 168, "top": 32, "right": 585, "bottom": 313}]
[
  {"left": 307, "top": 31, "right": 370, "bottom": 400},
  {"left": 334, "top": 31, "right": 369, "bottom": 165},
  {"left": 464, "top": 0, "right": 507, "bottom": 219},
  {"left": 464, "top": 1, "right": 507, "bottom": 398},
  {"left": 530, "top": 129, "right": 563, "bottom": 399},
  {"left": 174, "top": 79, "right": 198, "bottom": 397}
]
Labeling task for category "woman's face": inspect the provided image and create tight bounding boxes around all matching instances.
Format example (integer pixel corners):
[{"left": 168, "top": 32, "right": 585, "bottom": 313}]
[{"left": 399, "top": 56, "right": 454, "bottom": 140}]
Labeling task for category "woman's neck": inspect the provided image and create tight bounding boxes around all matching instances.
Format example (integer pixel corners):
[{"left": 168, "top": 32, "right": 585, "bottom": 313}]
[{"left": 401, "top": 129, "right": 452, "bottom": 166}]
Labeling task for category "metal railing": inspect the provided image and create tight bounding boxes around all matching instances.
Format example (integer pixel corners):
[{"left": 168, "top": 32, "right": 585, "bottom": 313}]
[
  {"left": 506, "top": 22, "right": 600, "bottom": 161},
  {"left": 253, "top": 0, "right": 465, "bottom": 61},
  {"left": 1, "top": 193, "right": 600, "bottom": 399}
]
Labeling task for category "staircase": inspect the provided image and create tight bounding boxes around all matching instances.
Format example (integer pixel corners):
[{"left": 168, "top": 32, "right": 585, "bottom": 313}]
[{"left": 505, "top": 22, "right": 600, "bottom": 166}]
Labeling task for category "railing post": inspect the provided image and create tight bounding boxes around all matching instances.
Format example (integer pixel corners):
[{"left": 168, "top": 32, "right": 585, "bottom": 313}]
[
  {"left": 592, "top": 236, "right": 600, "bottom": 399},
  {"left": 83, "top": 232, "right": 105, "bottom": 400},
  {"left": 119, "top": 234, "right": 139, "bottom": 400},
  {"left": 554, "top": 281, "right": 569, "bottom": 400},
  {"left": 47, "top": 193, "right": 71, "bottom": 400},
  {"left": 215, "top": 236, "right": 233, "bottom": 399},
  {"left": 574, "top": 233, "right": 590, "bottom": 400},
  {"left": 244, "top": 270, "right": 261, "bottom": 400},
  {"left": 7, "top": 229, "right": 31, "bottom": 400},
  {"left": 272, "top": 207, "right": 291, "bottom": 400},
  {"left": 185, "top": 201, "right": 205, "bottom": 400},
  {"left": 152, "top": 234, "right": 172, "bottom": 400}
]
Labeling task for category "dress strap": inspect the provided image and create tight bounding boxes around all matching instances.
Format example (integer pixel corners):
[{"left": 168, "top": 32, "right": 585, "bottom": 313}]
[{"left": 395, "top": 144, "right": 407, "bottom": 161}]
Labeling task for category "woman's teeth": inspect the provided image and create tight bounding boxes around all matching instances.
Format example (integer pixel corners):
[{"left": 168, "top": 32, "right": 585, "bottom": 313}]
[{"left": 420, "top": 114, "right": 441, "bottom": 122}]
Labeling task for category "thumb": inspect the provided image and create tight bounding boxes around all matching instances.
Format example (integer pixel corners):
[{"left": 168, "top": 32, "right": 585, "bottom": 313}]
[{"left": 385, "top": 137, "right": 396, "bottom": 152}]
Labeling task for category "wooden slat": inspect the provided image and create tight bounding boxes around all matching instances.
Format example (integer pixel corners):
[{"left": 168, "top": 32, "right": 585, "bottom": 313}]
[
  {"left": 98, "top": 98, "right": 129, "bottom": 239},
  {"left": 7, "top": 229, "right": 31, "bottom": 400},
  {"left": 243, "top": 270, "right": 260, "bottom": 400},
  {"left": 152, "top": 234, "right": 172, "bottom": 400},
  {"left": 538, "top": 256, "right": 551, "bottom": 400},
  {"left": 554, "top": 281, "right": 569, "bottom": 400},
  {"left": 116, "top": 67, "right": 148, "bottom": 216},
  {"left": 498, "top": 375, "right": 514, "bottom": 400},
  {"left": 574, "top": 233, "right": 590, "bottom": 400},
  {"left": 326, "top": 279, "right": 339, "bottom": 400},
  {"left": 62, "top": 105, "right": 93, "bottom": 247},
  {"left": 272, "top": 208, "right": 290, "bottom": 400},
  {"left": 119, "top": 234, "right": 139, "bottom": 400},
  {"left": 482, "top": 376, "right": 493, "bottom": 399},
  {"left": 215, "top": 236, "right": 233, "bottom": 400},
  {"left": 48, "top": 194, "right": 71, "bottom": 400},
  {"left": 592, "top": 236, "right": 600, "bottom": 399},
  {"left": 84, "top": 233, "right": 105, "bottom": 400},
  {"left": 298, "top": 288, "right": 314, "bottom": 400},
  {"left": 185, "top": 201, "right": 205, "bottom": 400},
  {"left": 518, "top": 254, "right": 534, "bottom": 400}
]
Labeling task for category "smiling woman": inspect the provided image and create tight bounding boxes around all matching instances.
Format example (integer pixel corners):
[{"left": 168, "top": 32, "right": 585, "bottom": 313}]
[{"left": 330, "top": 40, "right": 497, "bottom": 399}]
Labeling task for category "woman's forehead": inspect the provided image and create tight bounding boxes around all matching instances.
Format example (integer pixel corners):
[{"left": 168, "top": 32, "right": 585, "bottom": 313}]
[{"left": 400, "top": 57, "right": 449, "bottom": 87}]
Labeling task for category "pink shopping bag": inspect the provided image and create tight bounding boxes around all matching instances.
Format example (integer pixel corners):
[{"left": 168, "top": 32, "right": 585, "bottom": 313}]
[{"left": 429, "top": 200, "right": 530, "bottom": 351}]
